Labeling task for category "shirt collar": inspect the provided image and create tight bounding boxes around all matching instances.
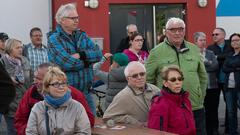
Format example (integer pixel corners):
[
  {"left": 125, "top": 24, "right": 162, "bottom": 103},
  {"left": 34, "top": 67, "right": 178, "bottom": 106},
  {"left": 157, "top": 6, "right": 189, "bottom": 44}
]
[{"left": 128, "top": 84, "right": 153, "bottom": 95}]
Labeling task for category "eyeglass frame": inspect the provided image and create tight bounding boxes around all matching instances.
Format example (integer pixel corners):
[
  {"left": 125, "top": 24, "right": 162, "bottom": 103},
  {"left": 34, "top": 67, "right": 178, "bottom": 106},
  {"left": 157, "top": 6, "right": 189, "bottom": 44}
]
[
  {"left": 167, "top": 27, "right": 185, "bottom": 33},
  {"left": 128, "top": 72, "right": 146, "bottom": 79},
  {"left": 48, "top": 82, "right": 68, "bottom": 88},
  {"left": 64, "top": 16, "right": 79, "bottom": 21}
]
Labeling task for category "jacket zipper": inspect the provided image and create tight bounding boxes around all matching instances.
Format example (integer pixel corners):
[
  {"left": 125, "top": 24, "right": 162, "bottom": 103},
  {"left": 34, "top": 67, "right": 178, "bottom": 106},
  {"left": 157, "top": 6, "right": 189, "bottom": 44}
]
[{"left": 160, "top": 116, "right": 163, "bottom": 130}]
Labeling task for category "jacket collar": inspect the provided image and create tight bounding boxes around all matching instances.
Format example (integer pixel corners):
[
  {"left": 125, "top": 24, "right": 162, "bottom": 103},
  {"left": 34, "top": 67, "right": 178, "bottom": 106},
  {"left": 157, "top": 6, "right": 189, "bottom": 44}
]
[{"left": 128, "top": 84, "right": 154, "bottom": 96}]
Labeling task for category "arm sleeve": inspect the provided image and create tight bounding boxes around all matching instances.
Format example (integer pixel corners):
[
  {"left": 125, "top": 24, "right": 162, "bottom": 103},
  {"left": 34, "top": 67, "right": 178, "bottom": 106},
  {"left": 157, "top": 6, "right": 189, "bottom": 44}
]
[
  {"left": 198, "top": 58, "right": 208, "bottom": 99},
  {"left": 74, "top": 103, "right": 91, "bottom": 135},
  {"left": 48, "top": 35, "right": 85, "bottom": 71},
  {"left": 205, "top": 52, "right": 219, "bottom": 72},
  {"left": 93, "top": 57, "right": 109, "bottom": 83},
  {"left": 25, "top": 105, "right": 39, "bottom": 135},
  {"left": 103, "top": 94, "right": 140, "bottom": 124},
  {"left": 223, "top": 58, "right": 235, "bottom": 73},
  {"left": 148, "top": 100, "right": 169, "bottom": 131},
  {"left": 145, "top": 49, "right": 158, "bottom": 85},
  {"left": 14, "top": 90, "right": 31, "bottom": 135}
]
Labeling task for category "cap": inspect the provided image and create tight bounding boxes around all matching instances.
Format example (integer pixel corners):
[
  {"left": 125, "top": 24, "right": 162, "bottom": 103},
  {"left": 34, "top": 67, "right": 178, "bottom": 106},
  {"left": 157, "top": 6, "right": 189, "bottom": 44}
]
[{"left": 0, "top": 33, "right": 9, "bottom": 42}]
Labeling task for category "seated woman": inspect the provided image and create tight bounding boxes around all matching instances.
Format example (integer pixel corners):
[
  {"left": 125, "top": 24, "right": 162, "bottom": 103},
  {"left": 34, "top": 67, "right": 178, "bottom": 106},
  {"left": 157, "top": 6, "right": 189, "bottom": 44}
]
[
  {"left": 148, "top": 65, "right": 196, "bottom": 135},
  {"left": 123, "top": 33, "right": 148, "bottom": 64},
  {"left": 93, "top": 52, "right": 129, "bottom": 110},
  {"left": 1, "top": 38, "right": 30, "bottom": 135},
  {"left": 26, "top": 66, "right": 91, "bottom": 135}
]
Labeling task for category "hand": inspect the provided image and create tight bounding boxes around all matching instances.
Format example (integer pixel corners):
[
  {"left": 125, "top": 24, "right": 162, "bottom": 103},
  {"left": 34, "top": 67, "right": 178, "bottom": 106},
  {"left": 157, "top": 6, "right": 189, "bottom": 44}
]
[
  {"left": 71, "top": 53, "right": 80, "bottom": 59},
  {"left": 104, "top": 53, "right": 113, "bottom": 60}
]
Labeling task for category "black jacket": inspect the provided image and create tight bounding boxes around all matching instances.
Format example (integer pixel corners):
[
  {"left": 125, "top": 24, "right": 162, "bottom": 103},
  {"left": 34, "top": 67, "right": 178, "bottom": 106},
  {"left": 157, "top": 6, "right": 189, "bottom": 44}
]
[
  {"left": 0, "top": 54, "right": 16, "bottom": 114},
  {"left": 115, "top": 36, "right": 148, "bottom": 53},
  {"left": 222, "top": 52, "right": 240, "bottom": 89},
  {"left": 207, "top": 40, "right": 233, "bottom": 74}
]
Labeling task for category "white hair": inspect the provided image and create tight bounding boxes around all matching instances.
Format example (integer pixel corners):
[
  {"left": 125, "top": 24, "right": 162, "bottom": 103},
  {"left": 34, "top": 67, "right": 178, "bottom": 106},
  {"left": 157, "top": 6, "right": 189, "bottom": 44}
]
[
  {"left": 126, "top": 24, "right": 137, "bottom": 31},
  {"left": 124, "top": 61, "right": 146, "bottom": 77},
  {"left": 55, "top": 3, "right": 77, "bottom": 24},
  {"left": 165, "top": 17, "right": 185, "bottom": 29}
]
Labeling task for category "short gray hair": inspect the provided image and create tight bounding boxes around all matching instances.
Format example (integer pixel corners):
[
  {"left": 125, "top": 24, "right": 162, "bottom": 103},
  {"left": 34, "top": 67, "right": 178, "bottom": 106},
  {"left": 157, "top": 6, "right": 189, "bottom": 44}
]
[
  {"left": 126, "top": 24, "right": 137, "bottom": 31},
  {"left": 4, "top": 38, "right": 22, "bottom": 55},
  {"left": 193, "top": 32, "right": 206, "bottom": 42},
  {"left": 165, "top": 17, "right": 185, "bottom": 29},
  {"left": 55, "top": 3, "right": 77, "bottom": 24},
  {"left": 124, "top": 61, "right": 146, "bottom": 77}
]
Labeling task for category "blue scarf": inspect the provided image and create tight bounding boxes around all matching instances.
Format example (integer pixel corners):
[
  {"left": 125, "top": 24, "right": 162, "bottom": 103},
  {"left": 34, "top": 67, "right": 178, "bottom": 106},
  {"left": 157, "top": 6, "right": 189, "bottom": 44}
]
[{"left": 44, "top": 90, "right": 71, "bottom": 108}]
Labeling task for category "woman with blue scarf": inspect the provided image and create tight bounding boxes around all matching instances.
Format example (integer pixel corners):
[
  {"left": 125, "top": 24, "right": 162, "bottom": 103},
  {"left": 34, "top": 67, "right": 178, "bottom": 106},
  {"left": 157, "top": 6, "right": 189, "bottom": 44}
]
[{"left": 26, "top": 66, "right": 91, "bottom": 135}]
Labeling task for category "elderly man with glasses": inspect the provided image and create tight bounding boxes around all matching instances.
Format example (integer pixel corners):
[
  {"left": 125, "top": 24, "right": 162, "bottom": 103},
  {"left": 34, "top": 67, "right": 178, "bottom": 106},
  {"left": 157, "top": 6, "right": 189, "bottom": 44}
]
[
  {"left": 145, "top": 17, "right": 207, "bottom": 135},
  {"left": 103, "top": 61, "right": 159, "bottom": 125},
  {"left": 47, "top": 3, "right": 102, "bottom": 115}
]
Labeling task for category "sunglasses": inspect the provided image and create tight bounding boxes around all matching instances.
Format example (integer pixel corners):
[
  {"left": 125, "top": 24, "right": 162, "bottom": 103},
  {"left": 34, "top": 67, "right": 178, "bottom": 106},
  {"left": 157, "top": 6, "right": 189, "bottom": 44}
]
[
  {"left": 212, "top": 33, "right": 219, "bottom": 36},
  {"left": 168, "top": 77, "right": 184, "bottom": 82},
  {"left": 129, "top": 72, "right": 146, "bottom": 79},
  {"left": 128, "top": 31, "right": 138, "bottom": 35},
  {"left": 49, "top": 82, "right": 68, "bottom": 88}
]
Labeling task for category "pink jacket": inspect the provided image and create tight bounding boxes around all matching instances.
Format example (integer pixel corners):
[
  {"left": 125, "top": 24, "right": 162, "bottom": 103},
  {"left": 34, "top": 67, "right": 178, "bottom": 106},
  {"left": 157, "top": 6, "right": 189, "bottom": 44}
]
[
  {"left": 123, "top": 49, "right": 148, "bottom": 63},
  {"left": 148, "top": 89, "right": 196, "bottom": 135}
]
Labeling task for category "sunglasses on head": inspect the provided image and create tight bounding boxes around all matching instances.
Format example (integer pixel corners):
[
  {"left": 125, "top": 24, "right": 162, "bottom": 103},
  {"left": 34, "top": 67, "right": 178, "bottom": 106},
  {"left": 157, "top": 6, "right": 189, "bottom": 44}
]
[
  {"left": 168, "top": 77, "right": 184, "bottom": 82},
  {"left": 129, "top": 72, "right": 146, "bottom": 79},
  {"left": 212, "top": 33, "right": 219, "bottom": 36}
]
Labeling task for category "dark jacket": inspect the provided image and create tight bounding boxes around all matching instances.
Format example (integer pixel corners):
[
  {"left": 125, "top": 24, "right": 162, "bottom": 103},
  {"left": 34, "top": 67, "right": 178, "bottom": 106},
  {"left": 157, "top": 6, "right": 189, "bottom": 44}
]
[
  {"left": 14, "top": 85, "right": 95, "bottom": 135},
  {"left": 148, "top": 88, "right": 196, "bottom": 135},
  {"left": 115, "top": 36, "right": 148, "bottom": 53},
  {"left": 207, "top": 40, "right": 233, "bottom": 78},
  {"left": 0, "top": 54, "right": 15, "bottom": 114},
  {"left": 222, "top": 52, "right": 240, "bottom": 89},
  {"left": 204, "top": 49, "right": 219, "bottom": 89}
]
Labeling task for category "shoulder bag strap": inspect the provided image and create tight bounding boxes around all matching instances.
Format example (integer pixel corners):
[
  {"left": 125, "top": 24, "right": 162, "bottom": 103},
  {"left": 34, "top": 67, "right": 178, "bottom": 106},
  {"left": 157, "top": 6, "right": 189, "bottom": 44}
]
[{"left": 45, "top": 106, "right": 51, "bottom": 135}]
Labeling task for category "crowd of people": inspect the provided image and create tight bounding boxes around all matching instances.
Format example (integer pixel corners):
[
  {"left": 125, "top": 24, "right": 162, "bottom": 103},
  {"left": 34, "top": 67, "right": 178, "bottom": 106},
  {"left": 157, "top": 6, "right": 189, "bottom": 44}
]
[{"left": 0, "top": 2, "right": 240, "bottom": 135}]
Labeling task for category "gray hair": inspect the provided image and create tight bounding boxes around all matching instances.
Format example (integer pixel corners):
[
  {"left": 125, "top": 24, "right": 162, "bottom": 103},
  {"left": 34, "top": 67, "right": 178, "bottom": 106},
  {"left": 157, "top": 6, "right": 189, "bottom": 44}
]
[
  {"left": 126, "top": 24, "right": 137, "bottom": 31},
  {"left": 55, "top": 3, "right": 77, "bottom": 24},
  {"left": 215, "top": 27, "right": 226, "bottom": 35},
  {"left": 165, "top": 17, "right": 185, "bottom": 29},
  {"left": 193, "top": 32, "right": 206, "bottom": 42},
  {"left": 124, "top": 61, "right": 146, "bottom": 77},
  {"left": 4, "top": 38, "right": 22, "bottom": 54}
]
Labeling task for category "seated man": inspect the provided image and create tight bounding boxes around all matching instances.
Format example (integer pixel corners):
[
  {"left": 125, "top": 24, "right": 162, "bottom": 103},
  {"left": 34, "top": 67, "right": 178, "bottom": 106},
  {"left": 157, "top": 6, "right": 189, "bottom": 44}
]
[
  {"left": 14, "top": 63, "right": 94, "bottom": 135},
  {"left": 103, "top": 61, "right": 159, "bottom": 125}
]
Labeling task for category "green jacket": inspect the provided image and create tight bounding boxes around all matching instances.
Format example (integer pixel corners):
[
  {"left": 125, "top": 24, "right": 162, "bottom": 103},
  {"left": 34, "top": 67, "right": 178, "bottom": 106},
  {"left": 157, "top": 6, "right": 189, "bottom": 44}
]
[{"left": 146, "top": 40, "right": 207, "bottom": 110}]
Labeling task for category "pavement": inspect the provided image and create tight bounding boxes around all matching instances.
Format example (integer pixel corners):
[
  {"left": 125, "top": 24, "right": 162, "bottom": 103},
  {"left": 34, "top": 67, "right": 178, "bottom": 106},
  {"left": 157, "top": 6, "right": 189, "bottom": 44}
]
[{"left": 0, "top": 91, "right": 239, "bottom": 135}]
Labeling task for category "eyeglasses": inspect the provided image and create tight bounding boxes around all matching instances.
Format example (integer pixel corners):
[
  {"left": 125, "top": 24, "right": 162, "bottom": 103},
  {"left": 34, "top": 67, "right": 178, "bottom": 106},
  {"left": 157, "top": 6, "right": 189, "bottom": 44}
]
[
  {"left": 231, "top": 39, "right": 240, "bottom": 42},
  {"left": 212, "top": 33, "right": 219, "bottom": 36},
  {"left": 129, "top": 72, "right": 146, "bottom": 79},
  {"left": 167, "top": 27, "right": 184, "bottom": 33},
  {"left": 49, "top": 82, "right": 68, "bottom": 88},
  {"left": 134, "top": 39, "right": 144, "bottom": 42},
  {"left": 64, "top": 16, "right": 79, "bottom": 21},
  {"left": 168, "top": 77, "right": 184, "bottom": 82}
]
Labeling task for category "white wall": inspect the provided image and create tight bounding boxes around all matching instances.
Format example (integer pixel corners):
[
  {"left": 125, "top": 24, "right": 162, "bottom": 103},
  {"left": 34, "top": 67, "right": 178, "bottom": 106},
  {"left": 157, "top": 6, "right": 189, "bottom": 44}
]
[{"left": 0, "top": 0, "right": 51, "bottom": 45}]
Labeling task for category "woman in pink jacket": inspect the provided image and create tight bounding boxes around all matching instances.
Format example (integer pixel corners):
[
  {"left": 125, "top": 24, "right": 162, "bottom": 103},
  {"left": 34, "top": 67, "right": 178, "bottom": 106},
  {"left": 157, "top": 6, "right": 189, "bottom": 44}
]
[
  {"left": 123, "top": 33, "right": 148, "bottom": 64},
  {"left": 148, "top": 65, "right": 196, "bottom": 135}
]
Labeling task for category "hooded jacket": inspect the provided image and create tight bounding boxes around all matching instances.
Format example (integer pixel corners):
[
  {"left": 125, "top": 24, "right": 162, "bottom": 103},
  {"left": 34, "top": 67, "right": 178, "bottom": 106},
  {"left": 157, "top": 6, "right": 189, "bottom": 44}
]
[{"left": 148, "top": 88, "right": 196, "bottom": 135}]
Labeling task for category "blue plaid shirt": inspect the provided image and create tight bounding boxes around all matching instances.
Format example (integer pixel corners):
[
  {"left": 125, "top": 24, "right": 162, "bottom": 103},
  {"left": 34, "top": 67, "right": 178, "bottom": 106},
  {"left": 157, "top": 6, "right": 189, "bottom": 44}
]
[
  {"left": 23, "top": 43, "right": 48, "bottom": 72},
  {"left": 48, "top": 25, "right": 102, "bottom": 92}
]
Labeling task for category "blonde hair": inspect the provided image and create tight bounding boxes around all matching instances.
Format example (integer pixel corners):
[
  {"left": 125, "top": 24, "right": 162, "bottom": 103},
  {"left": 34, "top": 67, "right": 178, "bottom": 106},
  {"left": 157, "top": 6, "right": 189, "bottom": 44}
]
[
  {"left": 4, "top": 38, "right": 22, "bottom": 54},
  {"left": 42, "top": 66, "right": 67, "bottom": 93},
  {"left": 161, "top": 65, "right": 183, "bottom": 80}
]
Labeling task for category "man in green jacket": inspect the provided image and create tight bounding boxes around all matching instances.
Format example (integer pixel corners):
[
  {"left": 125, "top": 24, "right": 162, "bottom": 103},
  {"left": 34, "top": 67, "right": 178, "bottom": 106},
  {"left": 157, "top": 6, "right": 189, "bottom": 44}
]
[{"left": 145, "top": 17, "right": 207, "bottom": 135}]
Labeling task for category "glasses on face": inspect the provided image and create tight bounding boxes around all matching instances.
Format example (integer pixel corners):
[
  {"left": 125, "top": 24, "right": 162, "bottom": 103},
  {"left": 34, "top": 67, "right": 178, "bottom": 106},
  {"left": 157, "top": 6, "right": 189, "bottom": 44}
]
[
  {"left": 129, "top": 72, "right": 146, "bottom": 79},
  {"left": 167, "top": 27, "right": 184, "bottom": 33},
  {"left": 231, "top": 39, "right": 240, "bottom": 43},
  {"left": 64, "top": 16, "right": 79, "bottom": 21},
  {"left": 134, "top": 39, "right": 144, "bottom": 42},
  {"left": 49, "top": 82, "right": 68, "bottom": 88},
  {"left": 168, "top": 77, "right": 184, "bottom": 83},
  {"left": 212, "top": 33, "right": 219, "bottom": 36}
]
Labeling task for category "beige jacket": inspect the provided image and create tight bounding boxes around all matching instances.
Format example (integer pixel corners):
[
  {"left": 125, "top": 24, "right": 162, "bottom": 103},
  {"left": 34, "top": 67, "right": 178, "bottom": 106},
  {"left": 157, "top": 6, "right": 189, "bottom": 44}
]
[
  {"left": 26, "top": 98, "right": 91, "bottom": 135},
  {"left": 103, "top": 83, "right": 160, "bottom": 124}
]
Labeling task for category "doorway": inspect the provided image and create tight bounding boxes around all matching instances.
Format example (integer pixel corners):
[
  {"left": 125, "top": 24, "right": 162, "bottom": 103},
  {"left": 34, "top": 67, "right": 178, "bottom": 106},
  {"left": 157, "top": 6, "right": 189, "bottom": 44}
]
[{"left": 109, "top": 4, "right": 184, "bottom": 53}]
